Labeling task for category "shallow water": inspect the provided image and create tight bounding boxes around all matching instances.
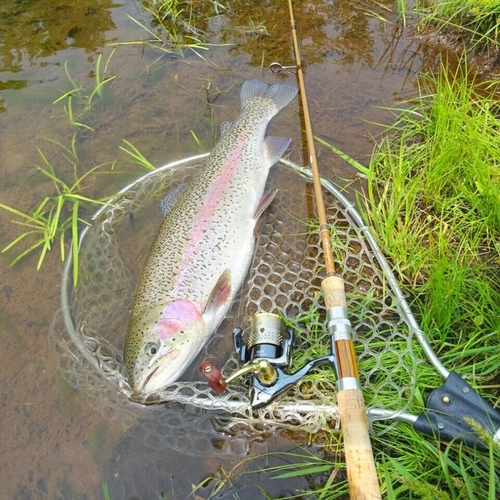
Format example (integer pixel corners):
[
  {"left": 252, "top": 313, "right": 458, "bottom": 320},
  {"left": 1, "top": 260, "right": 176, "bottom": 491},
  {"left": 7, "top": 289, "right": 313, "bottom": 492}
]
[{"left": 0, "top": 0, "right": 427, "bottom": 498}]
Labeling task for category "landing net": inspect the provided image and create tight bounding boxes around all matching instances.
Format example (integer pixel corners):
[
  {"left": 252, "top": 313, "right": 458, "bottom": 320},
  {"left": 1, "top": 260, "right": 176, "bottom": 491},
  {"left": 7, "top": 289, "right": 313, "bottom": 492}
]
[{"left": 49, "top": 153, "right": 422, "bottom": 456}]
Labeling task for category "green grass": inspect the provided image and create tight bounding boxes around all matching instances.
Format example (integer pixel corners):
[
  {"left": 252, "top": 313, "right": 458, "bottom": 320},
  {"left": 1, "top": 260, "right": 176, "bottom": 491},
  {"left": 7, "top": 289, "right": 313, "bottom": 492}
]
[
  {"left": 352, "top": 64, "right": 499, "bottom": 498},
  {"left": 367, "top": 70, "right": 498, "bottom": 254},
  {"left": 426, "top": 0, "right": 500, "bottom": 51},
  {"left": 396, "top": 0, "right": 500, "bottom": 53},
  {"left": 359, "top": 64, "right": 499, "bottom": 499},
  {"left": 225, "top": 63, "right": 500, "bottom": 499},
  {"left": 0, "top": 54, "right": 120, "bottom": 285}
]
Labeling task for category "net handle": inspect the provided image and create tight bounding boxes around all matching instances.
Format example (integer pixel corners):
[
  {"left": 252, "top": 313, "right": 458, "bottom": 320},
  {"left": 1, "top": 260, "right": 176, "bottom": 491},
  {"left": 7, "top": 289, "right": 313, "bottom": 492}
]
[{"left": 287, "top": 2, "right": 381, "bottom": 498}]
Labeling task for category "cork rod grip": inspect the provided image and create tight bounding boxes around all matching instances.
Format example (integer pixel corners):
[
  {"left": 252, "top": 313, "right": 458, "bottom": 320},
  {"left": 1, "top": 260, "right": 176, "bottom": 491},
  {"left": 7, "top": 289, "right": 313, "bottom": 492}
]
[
  {"left": 322, "top": 275, "right": 381, "bottom": 499},
  {"left": 322, "top": 275, "right": 347, "bottom": 309},
  {"left": 337, "top": 389, "right": 381, "bottom": 500}
]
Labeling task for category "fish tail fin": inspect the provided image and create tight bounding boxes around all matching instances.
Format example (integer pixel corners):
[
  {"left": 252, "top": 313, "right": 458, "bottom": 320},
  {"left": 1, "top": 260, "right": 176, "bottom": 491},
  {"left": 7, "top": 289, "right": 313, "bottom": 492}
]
[{"left": 240, "top": 79, "right": 298, "bottom": 117}]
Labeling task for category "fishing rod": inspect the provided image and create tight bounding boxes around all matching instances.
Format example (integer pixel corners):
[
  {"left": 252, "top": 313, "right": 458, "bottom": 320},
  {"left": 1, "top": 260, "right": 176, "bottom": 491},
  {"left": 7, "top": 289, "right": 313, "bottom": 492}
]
[{"left": 285, "top": 1, "right": 381, "bottom": 498}]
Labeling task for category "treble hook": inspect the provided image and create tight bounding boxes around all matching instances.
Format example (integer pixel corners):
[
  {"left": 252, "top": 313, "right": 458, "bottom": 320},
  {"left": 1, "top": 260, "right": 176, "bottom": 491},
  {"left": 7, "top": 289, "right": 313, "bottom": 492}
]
[{"left": 269, "top": 61, "right": 297, "bottom": 74}]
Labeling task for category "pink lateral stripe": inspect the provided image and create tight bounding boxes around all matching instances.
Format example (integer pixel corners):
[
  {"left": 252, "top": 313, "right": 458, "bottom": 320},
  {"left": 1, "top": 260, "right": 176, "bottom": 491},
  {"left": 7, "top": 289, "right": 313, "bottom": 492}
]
[{"left": 172, "top": 140, "right": 247, "bottom": 289}]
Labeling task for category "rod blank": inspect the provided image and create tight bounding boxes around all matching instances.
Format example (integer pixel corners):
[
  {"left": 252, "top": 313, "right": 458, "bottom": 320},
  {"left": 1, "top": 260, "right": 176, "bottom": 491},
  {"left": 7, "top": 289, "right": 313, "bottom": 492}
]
[{"left": 286, "top": 1, "right": 381, "bottom": 498}]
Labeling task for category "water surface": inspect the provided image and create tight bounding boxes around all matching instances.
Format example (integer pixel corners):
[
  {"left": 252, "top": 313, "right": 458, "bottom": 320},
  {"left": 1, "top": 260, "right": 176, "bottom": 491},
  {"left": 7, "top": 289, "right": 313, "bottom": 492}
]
[{"left": 0, "top": 0, "right": 425, "bottom": 497}]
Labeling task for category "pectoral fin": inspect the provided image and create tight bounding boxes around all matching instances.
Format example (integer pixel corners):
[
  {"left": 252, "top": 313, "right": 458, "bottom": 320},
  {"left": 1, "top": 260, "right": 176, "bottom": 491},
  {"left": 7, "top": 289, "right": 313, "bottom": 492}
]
[{"left": 204, "top": 269, "right": 232, "bottom": 319}]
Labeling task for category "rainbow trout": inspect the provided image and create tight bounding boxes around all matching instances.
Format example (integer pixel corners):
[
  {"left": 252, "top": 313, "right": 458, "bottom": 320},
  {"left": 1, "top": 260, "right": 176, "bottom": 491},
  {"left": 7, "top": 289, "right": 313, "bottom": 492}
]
[{"left": 124, "top": 79, "right": 298, "bottom": 399}]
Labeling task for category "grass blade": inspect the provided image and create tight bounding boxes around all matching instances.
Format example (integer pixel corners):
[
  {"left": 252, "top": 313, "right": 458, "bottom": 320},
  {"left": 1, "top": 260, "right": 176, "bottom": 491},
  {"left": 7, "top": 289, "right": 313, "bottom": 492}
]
[
  {"left": 71, "top": 201, "right": 79, "bottom": 285},
  {"left": 9, "top": 238, "right": 45, "bottom": 266},
  {"left": 0, "top": 202, "right": 44, "bottom": 225},
  {"left": 120, "top": 139, "right": 156, "bottom": 170},
  {"left": 1, "top": 230, "right": 40, "bottom": 252},
  {"left": 314, "top": 135, "right": 370, "bottom": 176}
]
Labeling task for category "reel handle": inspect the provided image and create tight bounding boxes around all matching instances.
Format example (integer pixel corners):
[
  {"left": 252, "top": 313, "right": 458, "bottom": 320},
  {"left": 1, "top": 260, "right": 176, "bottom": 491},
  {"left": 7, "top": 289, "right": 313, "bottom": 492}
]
[{"left": 199, "top": 361, "right": 227, "bottom": 393}]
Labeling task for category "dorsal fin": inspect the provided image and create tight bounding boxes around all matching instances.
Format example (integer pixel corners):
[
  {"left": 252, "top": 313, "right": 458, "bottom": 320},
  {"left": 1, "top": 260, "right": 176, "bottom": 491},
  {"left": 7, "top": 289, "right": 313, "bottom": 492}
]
[{"left": 159, "top": 183, "right": 187, "bottom": 216}]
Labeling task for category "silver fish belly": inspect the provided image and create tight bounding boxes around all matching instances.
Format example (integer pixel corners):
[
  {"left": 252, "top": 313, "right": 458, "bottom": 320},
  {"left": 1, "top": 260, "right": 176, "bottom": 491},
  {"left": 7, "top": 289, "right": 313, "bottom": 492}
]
[{"left": 124, "top": 78, "right": 298, "bottom": 398}]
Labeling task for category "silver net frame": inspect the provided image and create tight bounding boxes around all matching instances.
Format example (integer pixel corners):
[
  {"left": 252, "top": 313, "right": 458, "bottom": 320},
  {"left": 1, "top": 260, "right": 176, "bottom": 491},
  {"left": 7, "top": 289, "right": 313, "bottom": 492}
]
[{"left": 50, "top": 154, "right": 447, "bottom": 455}]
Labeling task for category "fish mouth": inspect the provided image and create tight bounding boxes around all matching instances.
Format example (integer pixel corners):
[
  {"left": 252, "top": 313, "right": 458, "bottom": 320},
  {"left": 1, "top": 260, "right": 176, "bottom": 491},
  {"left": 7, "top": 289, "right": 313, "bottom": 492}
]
[
  {"left": 140, "top": 365, "right": 160, "bottom": 394},
  {"left": 133, "top": 350, "right": 180, "bottom": 397}
]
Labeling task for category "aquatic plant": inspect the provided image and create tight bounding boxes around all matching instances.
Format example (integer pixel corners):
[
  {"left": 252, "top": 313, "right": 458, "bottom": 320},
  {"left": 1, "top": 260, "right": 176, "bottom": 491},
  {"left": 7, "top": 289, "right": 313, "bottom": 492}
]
[
  {"left": 143, "top": 0, "right": 226, "bottom": 33},
  {"left": 54, "top": 50, "right": 116, "bottom": 130},
  {"left": 119, "top": 139, "right": 157, "bottom": 171},
  {"left": 0, "top": 139, "right": 112, "bottom": 285},
  {"left": 0, "top": 53, "right": 119, "bottom": 285},
  {"left": 116, "top": 1, "right": 227, "bottom": 57}
]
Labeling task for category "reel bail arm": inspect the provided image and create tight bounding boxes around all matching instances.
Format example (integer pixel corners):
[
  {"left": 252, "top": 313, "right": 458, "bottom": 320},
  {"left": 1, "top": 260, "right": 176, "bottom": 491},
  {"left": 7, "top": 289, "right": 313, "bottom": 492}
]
[{"left": 200, "top": 313, "right": 337, "bottom": 408}]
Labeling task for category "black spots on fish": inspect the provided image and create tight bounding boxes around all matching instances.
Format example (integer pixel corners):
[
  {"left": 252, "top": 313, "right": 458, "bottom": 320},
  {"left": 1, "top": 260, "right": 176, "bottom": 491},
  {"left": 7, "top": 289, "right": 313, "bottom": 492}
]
[{"left": 125, "top": 81, "right": 297, "bottom": 361}]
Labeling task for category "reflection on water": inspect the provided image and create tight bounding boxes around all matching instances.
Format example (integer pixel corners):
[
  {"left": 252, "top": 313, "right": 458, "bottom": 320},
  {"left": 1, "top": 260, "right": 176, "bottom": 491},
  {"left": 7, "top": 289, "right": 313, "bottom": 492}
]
[
  {"left": 142, "top": 0, "right": 405, "bottom": 71},
  {"left": 0, "top": 0, "right": 425, "bottom": 498},
  {"left": 0, "top": 0, "right": 120, "bottom": 73},
  {"left": 0, "top": 0, "right": 122, "bottom": 115}
]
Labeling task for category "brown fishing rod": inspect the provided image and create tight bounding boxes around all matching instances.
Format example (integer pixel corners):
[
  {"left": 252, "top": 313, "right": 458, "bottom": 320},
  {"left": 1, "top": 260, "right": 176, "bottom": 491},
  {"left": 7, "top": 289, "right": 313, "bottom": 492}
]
[{"left": 286, "top": 1, "right": 381, "bottom": 498}]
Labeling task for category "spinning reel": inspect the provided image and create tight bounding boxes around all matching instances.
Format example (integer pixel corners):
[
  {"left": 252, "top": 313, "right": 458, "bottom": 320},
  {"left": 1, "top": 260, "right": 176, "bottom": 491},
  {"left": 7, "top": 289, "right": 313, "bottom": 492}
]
[{"left": 200, "top": 313, "right": 337, "bottom": 408}]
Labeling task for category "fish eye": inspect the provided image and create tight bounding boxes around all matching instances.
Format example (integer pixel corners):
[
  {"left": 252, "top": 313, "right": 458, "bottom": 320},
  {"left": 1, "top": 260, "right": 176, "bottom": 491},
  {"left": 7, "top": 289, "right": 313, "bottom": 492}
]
[{"left": 144, "top": 342, "right": 159, "bottom": 357}]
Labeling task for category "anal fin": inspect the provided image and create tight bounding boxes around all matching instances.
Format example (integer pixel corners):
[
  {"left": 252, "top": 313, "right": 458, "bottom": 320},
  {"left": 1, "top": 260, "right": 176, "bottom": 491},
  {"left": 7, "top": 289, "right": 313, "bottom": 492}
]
[
  {"left": 160, "top": 184, "right": 187, "bottom": 216},
  {"left": 220, "top": 121, "right": 233, "bottom": 136}
]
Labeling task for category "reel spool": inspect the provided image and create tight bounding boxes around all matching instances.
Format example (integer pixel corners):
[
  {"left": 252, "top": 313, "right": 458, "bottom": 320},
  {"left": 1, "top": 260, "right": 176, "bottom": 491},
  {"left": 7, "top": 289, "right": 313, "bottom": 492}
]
[{"left": 241, "top": 313, "right": 291, "bottom": 366}]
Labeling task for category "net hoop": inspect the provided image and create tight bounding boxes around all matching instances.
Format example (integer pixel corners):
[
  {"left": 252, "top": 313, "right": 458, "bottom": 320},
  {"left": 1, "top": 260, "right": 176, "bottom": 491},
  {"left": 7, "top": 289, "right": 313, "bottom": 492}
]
[{"left": 50, "top": 154, "right": 439, "bottom": 455}]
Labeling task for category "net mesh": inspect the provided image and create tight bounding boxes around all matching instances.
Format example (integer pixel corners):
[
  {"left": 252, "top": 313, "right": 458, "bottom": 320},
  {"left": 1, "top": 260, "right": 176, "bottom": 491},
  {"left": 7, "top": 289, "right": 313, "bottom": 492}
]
[{"left": 49, "top": 155, "right": 420, "bottom": 456}]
